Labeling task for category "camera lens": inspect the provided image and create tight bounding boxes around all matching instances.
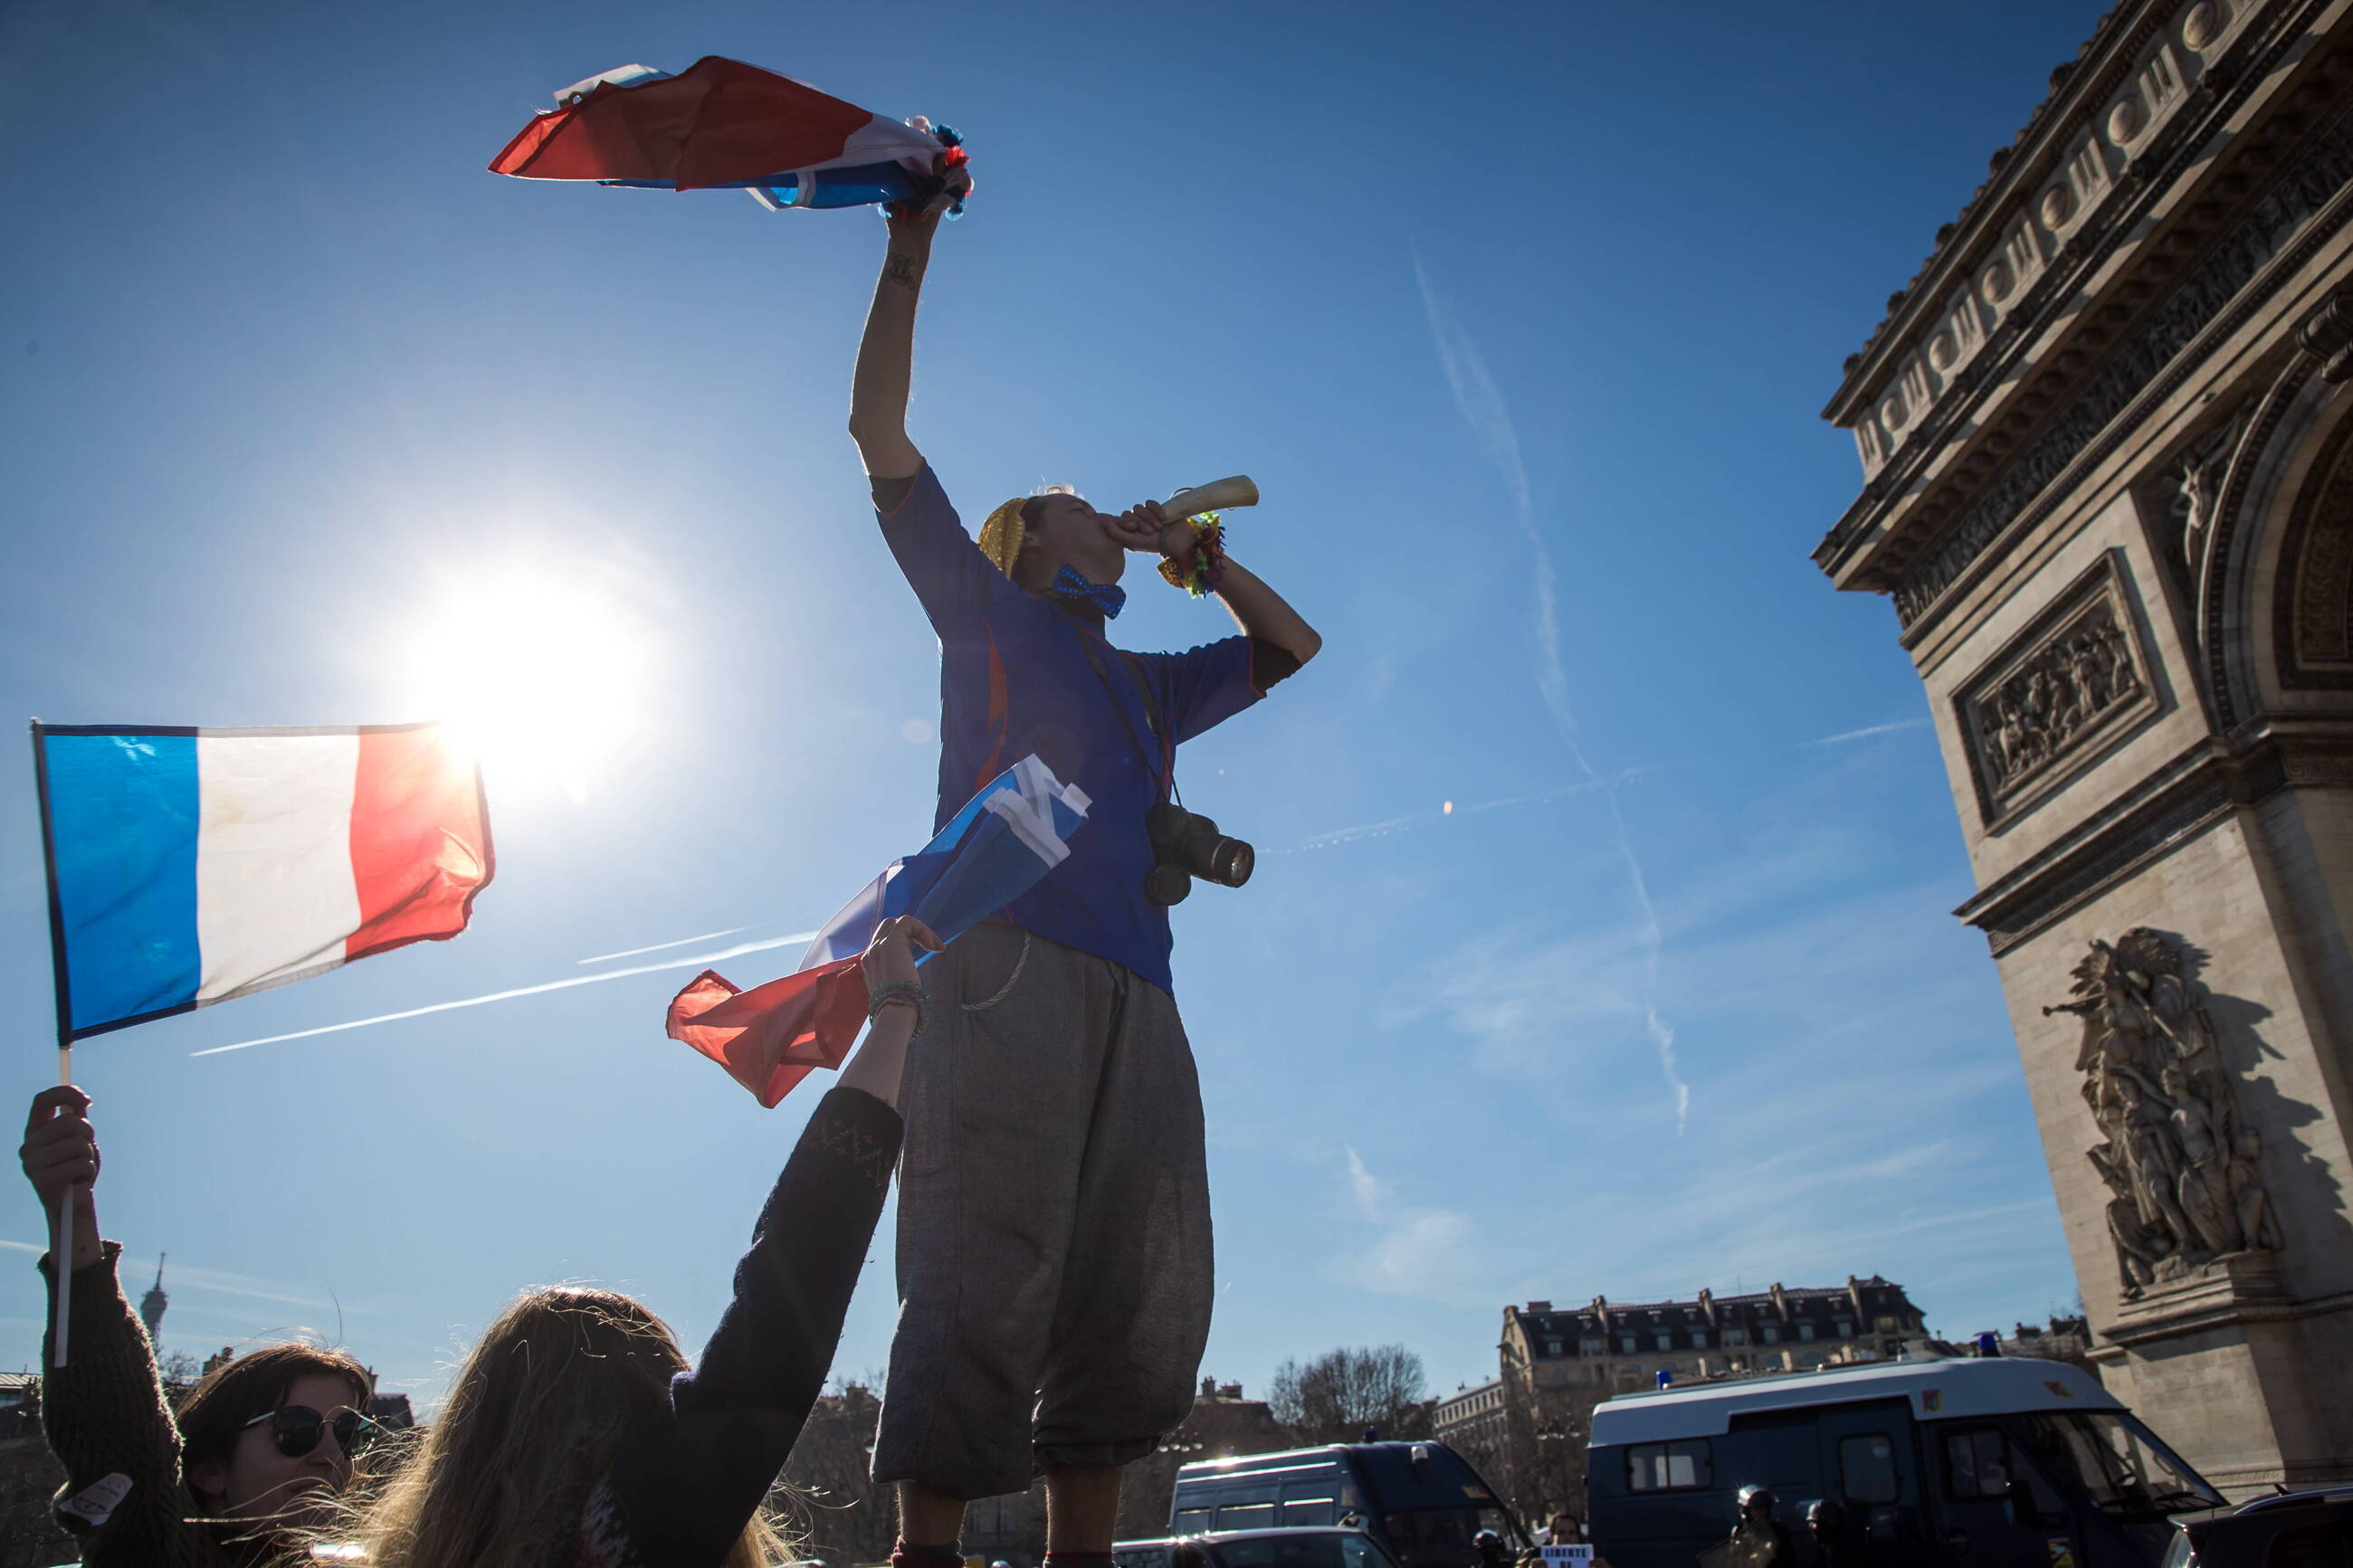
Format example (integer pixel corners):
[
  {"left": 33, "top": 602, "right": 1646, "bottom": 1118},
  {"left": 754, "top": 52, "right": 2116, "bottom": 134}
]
[
  {"left": 1146, "top": 863, "right": 1194, "bottom": 906},
  {"left": 1205, "top": 838, "right": 1253, "bottom": 888}
]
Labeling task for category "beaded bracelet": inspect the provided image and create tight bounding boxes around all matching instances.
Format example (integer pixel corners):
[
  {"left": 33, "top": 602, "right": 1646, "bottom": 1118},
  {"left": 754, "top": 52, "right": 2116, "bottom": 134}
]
[
  {"left": 866, "top": 979, "right": 927, "bottom": 1037},
  {"left": 1157, "top": 513, "right": 1228, "bottom": 597}
]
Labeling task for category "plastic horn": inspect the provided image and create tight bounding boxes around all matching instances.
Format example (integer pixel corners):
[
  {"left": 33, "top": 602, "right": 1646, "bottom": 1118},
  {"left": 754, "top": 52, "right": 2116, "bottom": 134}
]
[{"left": 1164, "top": 475, "right": 1258, "bottom": 521}]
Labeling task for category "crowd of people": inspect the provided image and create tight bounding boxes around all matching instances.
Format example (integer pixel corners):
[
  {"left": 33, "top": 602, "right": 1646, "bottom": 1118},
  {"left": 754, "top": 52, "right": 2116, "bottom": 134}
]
[{"left": 19, "top": 914, "right": 934, "bottom": 1566}]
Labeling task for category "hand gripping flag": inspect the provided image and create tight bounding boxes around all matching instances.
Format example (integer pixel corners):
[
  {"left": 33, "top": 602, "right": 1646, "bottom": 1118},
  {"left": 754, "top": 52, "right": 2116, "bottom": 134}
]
[
  {"left": 489, "top": 57, "right": 967, "bottom": 215},
  {"left": 668, "top": 755, "right": 1088, "bottom": 1107},
  {"left": 32, "top": 723, "right": 493, "bottom": 1041}
]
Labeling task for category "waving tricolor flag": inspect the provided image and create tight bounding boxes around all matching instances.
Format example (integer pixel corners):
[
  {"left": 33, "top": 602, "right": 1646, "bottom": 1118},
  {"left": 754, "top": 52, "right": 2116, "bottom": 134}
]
[
  {"left": 668, "top": 755, "right": 1088, "bottom": 1107},
  {"left": 33, "top": 722, "right": 492, "bottom": 1041},
  {"left": 489, "top": 56, "right": 963, "bottom": 214}
]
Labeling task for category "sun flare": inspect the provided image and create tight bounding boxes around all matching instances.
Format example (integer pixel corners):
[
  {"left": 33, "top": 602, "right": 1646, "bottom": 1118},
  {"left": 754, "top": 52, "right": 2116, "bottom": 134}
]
[{"left": 400, "top": 563, "right": 653, "bottom": 797}]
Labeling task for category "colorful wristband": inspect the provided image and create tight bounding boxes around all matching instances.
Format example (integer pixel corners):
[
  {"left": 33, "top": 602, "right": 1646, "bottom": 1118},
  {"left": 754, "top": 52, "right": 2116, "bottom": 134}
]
[{"left": 1157, "top": 514, "right": 1228, "bottom": 597}]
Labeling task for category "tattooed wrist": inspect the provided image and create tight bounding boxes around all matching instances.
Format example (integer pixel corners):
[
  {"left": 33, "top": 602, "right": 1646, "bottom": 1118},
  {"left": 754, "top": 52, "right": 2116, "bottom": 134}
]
[{"left": 883, "top": 251, "right": 926, "bottom": 290}]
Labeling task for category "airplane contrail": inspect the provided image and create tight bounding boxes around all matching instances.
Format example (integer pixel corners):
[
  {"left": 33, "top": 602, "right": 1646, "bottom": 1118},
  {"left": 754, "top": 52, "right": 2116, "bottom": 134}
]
[
  {"left": 193, "top": 930, "right": 820, "bottom": 1058},
  {"left": 575, "top": 926, "right": 757, "bottom": 965},
  {"left": 1415, "top": 249, "right": 1691, "bottom": 1130}
]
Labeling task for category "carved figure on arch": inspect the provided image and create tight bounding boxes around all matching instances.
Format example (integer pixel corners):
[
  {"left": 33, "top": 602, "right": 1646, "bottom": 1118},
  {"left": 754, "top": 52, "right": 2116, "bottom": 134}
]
[
  {"left": 1966, "top": 599, "right": 2142, "bottom": 800},
  {"left": 2179, "top": 457, "right": 2221, "bottom": 573},
  {"left": 2044, "top": 927, "right": 2281, "bottom": 1297}
]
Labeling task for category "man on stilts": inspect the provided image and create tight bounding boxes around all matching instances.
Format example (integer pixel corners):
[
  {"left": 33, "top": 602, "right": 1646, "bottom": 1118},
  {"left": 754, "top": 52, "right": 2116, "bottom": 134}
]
[{"left": 848, "top": 172, "right": 1321, "bottom": 1568}]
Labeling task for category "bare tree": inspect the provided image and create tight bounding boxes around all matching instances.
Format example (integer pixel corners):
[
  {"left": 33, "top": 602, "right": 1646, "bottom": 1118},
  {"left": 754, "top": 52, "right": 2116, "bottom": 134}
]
[
  {"left": 1266, "top": 1345, "right": 1433, "bottom": 1444},
  {"left": 774, "top": 1380, "right": 896, "bottom": 1564}
]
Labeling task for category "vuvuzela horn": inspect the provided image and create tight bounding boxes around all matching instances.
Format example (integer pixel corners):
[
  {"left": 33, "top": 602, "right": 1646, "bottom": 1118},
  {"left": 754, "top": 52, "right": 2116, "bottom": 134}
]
[{"left": 1164, "top": 475, "right": 1259, "bottom": 520}]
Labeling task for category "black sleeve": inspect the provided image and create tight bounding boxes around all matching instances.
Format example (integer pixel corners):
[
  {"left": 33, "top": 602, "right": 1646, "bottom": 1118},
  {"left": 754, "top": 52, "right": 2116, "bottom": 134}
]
[
  {"left": 1250, "top": 636, "right": 1302, "bottom": 692},
  {"left": 871, "top": 472, "right": 919, "bottom": 514},
  {"left": 38, "top": 1243, "right": 192, "bottom": 1554},
  {"left": 592, "top": 1088, "right": 903, "bottom": 1568}
]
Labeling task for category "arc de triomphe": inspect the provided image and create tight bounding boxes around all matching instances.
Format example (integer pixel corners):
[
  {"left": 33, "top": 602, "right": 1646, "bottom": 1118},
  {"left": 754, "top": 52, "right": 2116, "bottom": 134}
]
[{"left": 1815, "top": 0, "right": 2353, "bottom": 1493}]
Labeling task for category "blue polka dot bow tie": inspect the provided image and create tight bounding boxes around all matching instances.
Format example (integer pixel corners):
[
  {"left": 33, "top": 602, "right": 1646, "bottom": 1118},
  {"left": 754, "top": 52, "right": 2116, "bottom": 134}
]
[{"left": 1050, "top": 565, "right": 1126, "bottom": 619}]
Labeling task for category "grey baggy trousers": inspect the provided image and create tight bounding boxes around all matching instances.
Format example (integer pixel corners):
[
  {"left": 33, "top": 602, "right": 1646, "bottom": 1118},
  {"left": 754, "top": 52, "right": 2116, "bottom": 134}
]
[{"left": 872, "top": 921, "right": 1213, "bottom": 1500}]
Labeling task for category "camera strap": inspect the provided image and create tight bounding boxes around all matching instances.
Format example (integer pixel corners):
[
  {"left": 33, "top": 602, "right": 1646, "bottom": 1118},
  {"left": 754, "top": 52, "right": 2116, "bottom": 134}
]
[{"left": 1070, "top": 620, "right": 1177, "bottom": 805}]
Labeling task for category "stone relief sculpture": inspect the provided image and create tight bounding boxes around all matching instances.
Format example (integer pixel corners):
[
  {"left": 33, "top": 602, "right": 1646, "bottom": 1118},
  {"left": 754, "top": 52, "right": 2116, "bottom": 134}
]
[
  {"left": 2158, "top": 406, "right": 2250, "bottom": 594},
  {"left": 2044, "top": 928, "right": 2283, "bottom": 1297},
  {"left": 1966, "top": 598, "right": 2141, "bottom": 801},
  {"left": 2178, "top": 458, "right": 2220, "bottom": 575}
]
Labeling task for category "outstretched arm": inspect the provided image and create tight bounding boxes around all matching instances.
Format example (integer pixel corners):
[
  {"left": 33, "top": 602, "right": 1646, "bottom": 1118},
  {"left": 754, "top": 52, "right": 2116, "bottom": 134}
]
[
  {"left": 22, "top": 1088, "right": 186, "bottom": 1556},
  {"left": 590, "top": 919, "right": 934, "bottom": 1568},
  {"left": 848, "top": 204, "right": 947, "bottom": 483}
]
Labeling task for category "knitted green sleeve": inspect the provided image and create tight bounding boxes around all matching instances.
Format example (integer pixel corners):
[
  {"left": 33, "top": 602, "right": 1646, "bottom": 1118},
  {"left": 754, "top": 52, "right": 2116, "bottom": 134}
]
[{"left": 39, "top": 1241, "right": 201, "bottom": 1563}]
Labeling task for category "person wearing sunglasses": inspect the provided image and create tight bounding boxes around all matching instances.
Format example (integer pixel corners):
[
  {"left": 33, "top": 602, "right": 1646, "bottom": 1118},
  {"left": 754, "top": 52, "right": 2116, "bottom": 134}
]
[
  {"left": 340, "top": 913, "right": 936, "bottom": 1568},
  {"left": 20, "top": 1085, "right": 376, "bottom": 1563}
]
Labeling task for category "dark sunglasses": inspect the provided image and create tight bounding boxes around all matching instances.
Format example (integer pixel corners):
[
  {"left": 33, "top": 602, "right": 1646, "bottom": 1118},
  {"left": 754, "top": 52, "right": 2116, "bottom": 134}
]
[{"left": 242, "top": 1404, "right": 371, "bottom": 1459}]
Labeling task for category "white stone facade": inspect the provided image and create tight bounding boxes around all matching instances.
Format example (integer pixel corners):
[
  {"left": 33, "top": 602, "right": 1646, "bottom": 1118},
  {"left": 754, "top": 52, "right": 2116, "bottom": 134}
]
[{"left": 1816, "top": 0, "right": 2353, "bottom": 1497}]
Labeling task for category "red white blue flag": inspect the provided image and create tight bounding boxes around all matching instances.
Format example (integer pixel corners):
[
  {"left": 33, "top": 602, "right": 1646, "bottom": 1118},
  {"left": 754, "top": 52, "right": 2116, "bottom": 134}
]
[
  {"left": 33, "top": 722, "right": 492, "bottom": 1041},
  {"left": 668, "top": 755, "right": 1089, "bottom": 1107},
  {"left": 489, "top": 57, "right": 960, "bottom": 214}
]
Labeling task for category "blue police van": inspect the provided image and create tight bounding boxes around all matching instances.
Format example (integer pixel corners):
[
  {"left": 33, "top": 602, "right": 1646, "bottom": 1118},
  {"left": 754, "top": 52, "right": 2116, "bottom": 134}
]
[
  {"left": 1586, "top": 1356, "right": 2221, "bottom": 1567},
  {"left": 1169, "top": 1442, "right": 1529, "bottom": 1568}
]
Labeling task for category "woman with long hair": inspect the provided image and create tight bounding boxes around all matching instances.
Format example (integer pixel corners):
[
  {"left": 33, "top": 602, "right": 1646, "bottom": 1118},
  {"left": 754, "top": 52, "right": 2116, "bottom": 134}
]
[
  {"left": 20, "top": 1088, "right": 376, "bottom": 1564},
  {"left": 348, "top": 913, "right": 937, "bottom": 1568}
]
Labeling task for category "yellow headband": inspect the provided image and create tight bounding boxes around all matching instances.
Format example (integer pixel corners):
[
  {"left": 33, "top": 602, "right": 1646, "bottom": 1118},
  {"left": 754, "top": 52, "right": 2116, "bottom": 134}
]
[{"left": 978, "top": 498, "right": 1028, "bottom": 578}]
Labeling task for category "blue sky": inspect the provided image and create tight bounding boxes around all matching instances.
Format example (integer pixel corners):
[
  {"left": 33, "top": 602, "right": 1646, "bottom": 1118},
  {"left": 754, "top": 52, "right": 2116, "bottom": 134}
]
[{"left": 1, "top": 0, "right": 2105, "bottom": 1407}]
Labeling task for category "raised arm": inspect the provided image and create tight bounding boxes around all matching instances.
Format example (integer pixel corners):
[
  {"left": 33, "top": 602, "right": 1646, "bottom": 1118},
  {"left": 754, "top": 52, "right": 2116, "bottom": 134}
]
[
  {"left": 591, "top": 919, "right": 934, "bottom": 1567},
  {"left": 850, "top": 183, "right": 961, "bottom": 483},
  {"left": 21, "top": 1088, "right": 186, "bottom": 1555}
]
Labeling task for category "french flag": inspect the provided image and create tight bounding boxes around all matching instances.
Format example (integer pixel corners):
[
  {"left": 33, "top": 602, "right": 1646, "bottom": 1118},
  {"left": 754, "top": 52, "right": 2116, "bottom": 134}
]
[
  {"left": 669, "top": 755, "right": 1087, "bottom": 1107},
  {"left": 488, "top": 56, "right": 959, "bottom": 214},
  {"left": 33, "top": 723, "right": 492, "bottom": 1041}
]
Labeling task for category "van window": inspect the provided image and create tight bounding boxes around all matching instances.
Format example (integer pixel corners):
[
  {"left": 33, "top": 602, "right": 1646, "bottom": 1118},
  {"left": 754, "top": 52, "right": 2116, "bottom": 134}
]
[
  {"left": 1283, "top": 1497, "right": 1338, "bottom": 1525},
  {"left": 2015, "top": 1412, "right": 2222, "bottom": 1521},
  {"left": 1381, "top": 1506, "right": 1515, "bottom": 1567},
  {"left": 2262, "top": 1522, "right": 2353, "bottom": 1567},
  {"left": 1173, "top": 1508, "right": 1212, "bottom": 1535},
  {"left": 1627, "top": 1440, "right": 1711, "bottom": 1492},
  {"left": 1943, "top": 1428, "right": 2011, "bottom": 1498},
  {"left": 1217, "top": 1503, "right": 1277, "bottom": 1530},
  {"left": 1838, "top": 1433, "right": 1900, "bottom": 1504}
]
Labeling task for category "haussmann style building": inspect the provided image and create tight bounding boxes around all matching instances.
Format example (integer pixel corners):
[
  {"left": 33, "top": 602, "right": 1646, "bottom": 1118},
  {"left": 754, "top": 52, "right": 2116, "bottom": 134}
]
[
  {"left": 1501, "top": 1279, "right": 1930, "bottom": 1394},
  {"left": 1814, "top": 0, "right": 2353, "bottom": 1494}
]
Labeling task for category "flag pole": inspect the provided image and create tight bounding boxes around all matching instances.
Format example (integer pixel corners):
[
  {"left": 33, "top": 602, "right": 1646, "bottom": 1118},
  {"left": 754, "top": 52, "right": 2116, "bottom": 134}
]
[
  {"left": 53, "top": 1045, "right": 72, "bottom": 1369},
  {"left": 30, "top": 722, "right": 74, "bottom": 1369}
]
